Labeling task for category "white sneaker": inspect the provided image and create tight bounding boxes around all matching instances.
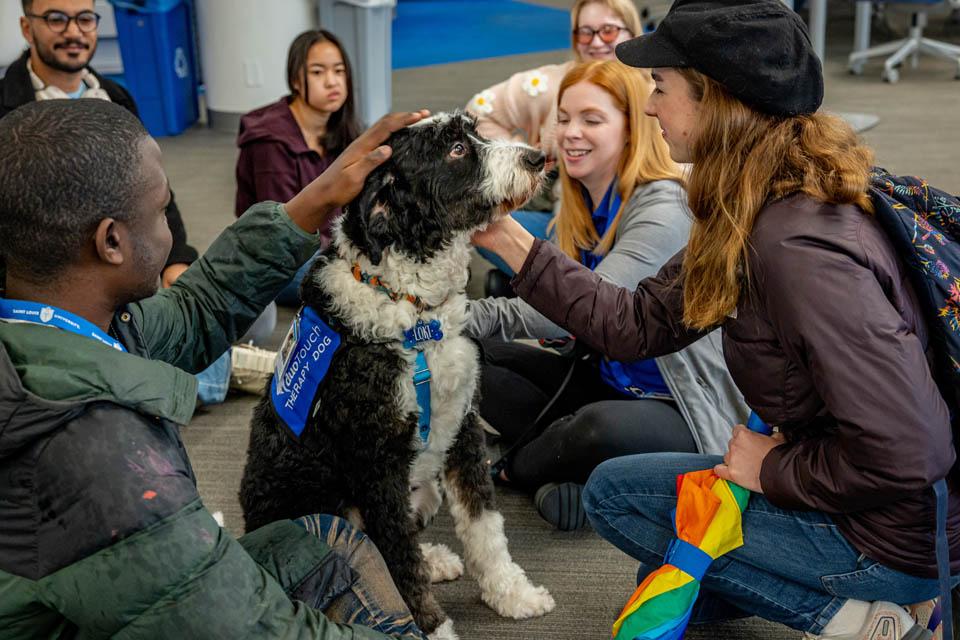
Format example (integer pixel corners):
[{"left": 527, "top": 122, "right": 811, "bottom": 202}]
[
  {"left": 906, "top": 600, "right": 941, "bottom": 640},
  {"left": 230, "top": 343, "right": 276, "bottom": 396},
  {"left": 810, "top": 601, "right": 932, "bottom": 640},
  {"left": 856, "top": 608, "right": 923, "bottom": 640}
]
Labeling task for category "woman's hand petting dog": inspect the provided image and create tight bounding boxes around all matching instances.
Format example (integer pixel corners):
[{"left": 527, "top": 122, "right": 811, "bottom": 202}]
[
  {"left": 470, "top": 214, "right": 536, "bottom": 275},
  {"left": 286, "top": 109, "right": 431, "bottom": 233},
  {"left": 714, "top": 424, "right": 785, "bottom": 493}
]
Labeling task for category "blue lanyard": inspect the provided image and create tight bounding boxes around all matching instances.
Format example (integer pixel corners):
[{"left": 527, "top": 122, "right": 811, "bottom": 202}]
[
  {"left": 0, "top": 298, "right": 126, "bottom": 352},
  {"left": 581, "top": 181, "right": 622, "bottom": 270}
]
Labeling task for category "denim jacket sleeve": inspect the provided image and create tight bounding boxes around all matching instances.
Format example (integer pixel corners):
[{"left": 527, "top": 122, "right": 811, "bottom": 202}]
[{"left": 131, "top": 202, "right": 320, "bottom": 373}]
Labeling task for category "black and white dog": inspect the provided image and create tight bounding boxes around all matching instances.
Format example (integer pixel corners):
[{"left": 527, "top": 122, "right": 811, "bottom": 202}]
[{"left": 239, "top": 113, "right": 554, "bottom": 639}]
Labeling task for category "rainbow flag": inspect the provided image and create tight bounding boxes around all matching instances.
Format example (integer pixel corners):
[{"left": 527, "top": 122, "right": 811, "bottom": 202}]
[{"left": 612, "top": 414, "right": 769, "bottom": 640}]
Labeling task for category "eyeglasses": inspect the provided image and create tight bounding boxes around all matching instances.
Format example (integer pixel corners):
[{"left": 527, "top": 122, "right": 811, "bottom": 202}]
[
  {"left": 573, "top": 24, "right": 631, "bottom": 45},
  {"left": 25, "top": 11, "right": 101, "bottom": 34}
]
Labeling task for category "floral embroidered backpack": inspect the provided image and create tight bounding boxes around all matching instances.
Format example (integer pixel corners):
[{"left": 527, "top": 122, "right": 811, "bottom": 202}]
[
  {"left": 869, "top": 168, "right": 960, "bottom": 410},
  {"left": 869, "top": 168, "right": 960, "bottom": 630}
]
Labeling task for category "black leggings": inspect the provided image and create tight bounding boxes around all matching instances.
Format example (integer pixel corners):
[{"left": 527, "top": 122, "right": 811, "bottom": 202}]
[{"left": 479, "top": 339, "right": 698, "bottom": 489}]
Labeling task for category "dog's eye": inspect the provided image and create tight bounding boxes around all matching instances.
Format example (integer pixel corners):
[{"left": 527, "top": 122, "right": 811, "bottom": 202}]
[{"left": 449, "top": 142, "right": 467, "bottom": 158}]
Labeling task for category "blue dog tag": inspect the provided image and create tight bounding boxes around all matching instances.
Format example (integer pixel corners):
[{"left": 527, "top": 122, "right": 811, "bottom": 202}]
[
  {"left": 271, "top": 306, "right": 341, "bottom": 438},
  {"left": 403, "top": 319, "right": 443, "bottom": 349}
]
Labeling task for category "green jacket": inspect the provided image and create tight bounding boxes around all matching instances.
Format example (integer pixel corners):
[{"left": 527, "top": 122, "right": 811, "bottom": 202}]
[{"left": 0, "top": 203, "right": 391, "bottom": 640}]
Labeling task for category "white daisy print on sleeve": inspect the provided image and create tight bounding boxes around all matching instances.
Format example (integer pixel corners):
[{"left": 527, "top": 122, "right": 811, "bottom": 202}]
[
  {"left": 521, "top": 70, "right": 549, "bottom": 97},
  {"left": 469, "top": 90, "right": 496, "bottom": 115}
]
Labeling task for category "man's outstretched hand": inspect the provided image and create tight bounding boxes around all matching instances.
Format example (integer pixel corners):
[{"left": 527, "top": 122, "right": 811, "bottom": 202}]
[{"left": 285, "top": 110, "right": 431, "bottom": 233}]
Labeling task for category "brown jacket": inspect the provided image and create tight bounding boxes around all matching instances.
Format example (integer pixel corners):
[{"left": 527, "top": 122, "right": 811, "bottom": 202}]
[
  {"left": 512, "top": 193, "right": 958, "bottom": 577},
  {"left": 235, "top": 98, "right": 339, "bottom": 246}
]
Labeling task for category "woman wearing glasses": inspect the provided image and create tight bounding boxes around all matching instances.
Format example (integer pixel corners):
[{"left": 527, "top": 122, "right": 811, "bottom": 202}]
[
  {"left": 465, "top": 0, "right": 641, "bottom": 290},
  {"left": 466, "top": 60, "right": 746, "bottom": 531},
  {"left": 2, "top": 0, "right": 198, "bottom": 288},
  {"left": 466, "top": 0, "right": 640, "bottom": 156}
]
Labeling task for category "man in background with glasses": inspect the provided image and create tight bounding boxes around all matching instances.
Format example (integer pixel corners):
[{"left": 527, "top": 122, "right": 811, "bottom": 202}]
[{"left": 0, "top": 0, "right": 197, "bottom": 289}]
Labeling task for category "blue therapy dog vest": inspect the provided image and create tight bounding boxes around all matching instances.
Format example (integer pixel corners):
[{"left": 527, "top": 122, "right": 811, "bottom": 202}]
[
  {"left": 270, "top": 305, "right": 439, "bottom": 446},
  {"left": 271, "top": 306, "right": 341, "bottom": 438}
]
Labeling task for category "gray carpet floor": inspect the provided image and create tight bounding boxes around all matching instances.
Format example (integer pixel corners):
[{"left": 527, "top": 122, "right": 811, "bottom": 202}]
[{"left": 167, "top": 3, "right": 960, "bottom": 638}]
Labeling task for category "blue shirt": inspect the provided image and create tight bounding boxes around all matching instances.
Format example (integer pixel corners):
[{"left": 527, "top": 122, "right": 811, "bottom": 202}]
[
  {"left": 582, "top": 180, "right": 672, "bottom": 399},
  {"left": 579, "top": 181, "right": 619, "bottom": 270}
]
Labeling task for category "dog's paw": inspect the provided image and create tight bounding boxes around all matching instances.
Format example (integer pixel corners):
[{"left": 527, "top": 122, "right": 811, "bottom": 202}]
[
  {"left": 427, "top": 618, "right": 458, "bottom": 640},
  {"left": 410, "top": 480, "right": 443, "bottom": 531},
  {"left": 421, "top": 542, "right": 464, "bottom": 583},
  {"left": 482, "top": 574, "right": 555, "bottom": 619}
]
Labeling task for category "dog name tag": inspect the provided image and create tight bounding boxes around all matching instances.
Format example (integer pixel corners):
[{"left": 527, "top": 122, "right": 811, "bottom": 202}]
[
  {"left": 271, "top": 306, "right": 341, "bottom": 438},
  {"left": 403, "top": 319, "right": 443, "bottom": 349}
]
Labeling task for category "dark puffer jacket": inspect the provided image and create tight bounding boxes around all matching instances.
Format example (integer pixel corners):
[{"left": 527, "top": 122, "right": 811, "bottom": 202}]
[{"left": 0, "top": 203, "right": 391, "bottom": 640}]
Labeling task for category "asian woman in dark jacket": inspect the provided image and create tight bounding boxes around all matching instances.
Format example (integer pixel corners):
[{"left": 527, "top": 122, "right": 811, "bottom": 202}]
[
  {"left": 470, "top": 2, "right": 956, "bottom": 639},
  {"left": 192, "top": 30, "right": 363, "bottom": 404},
  {"left": 235, "top": 29, "right": 362, "bottom": 305}
]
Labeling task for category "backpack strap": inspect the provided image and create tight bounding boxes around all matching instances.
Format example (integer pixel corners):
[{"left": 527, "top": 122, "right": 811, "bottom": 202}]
[{"left": 933, "top": 478, "right": 953, "bottom": 640}]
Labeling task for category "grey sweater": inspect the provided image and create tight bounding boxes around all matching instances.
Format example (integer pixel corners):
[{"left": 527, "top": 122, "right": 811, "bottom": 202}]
[{"left": 466, "top": 179, "right": 748, "bottom": 455}]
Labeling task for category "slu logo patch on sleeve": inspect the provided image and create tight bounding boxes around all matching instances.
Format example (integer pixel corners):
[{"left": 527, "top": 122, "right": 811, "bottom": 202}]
[{"left": 271, "top": 306, "right": 341, "bottom": 438}]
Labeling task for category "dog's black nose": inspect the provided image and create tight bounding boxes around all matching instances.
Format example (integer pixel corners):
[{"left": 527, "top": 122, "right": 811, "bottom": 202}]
[{"left": 523, "top": 149, "right": 546, "bottom": 172}]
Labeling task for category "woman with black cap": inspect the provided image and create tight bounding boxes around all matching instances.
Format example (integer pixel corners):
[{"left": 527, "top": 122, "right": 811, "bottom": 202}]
[{"left": 471, "top": 1, "right": 956, "bottom": 638}]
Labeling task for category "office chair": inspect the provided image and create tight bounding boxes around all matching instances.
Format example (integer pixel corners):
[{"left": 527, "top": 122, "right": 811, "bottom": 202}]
[
  {"left": 639, "top": 5, "right": 665, "bottom": 33},
  {"left": 848, "top": 0, "right": 960, "bottom": 82}
]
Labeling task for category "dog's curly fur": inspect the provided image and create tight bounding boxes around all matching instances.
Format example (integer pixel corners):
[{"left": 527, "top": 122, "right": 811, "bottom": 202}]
[{"left": 239, "top": 113, "right": 554, "bottom": 638}]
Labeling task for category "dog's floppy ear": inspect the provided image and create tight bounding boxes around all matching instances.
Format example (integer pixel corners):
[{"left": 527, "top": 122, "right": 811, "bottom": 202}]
[{"left": 354, "top": 167, "right": 398, "bottom": 265}]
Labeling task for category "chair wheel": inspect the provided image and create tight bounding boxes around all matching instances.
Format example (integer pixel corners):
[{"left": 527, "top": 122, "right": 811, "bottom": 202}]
[{"left": 882, "top": 68, "right": 899, "bottom": 83}]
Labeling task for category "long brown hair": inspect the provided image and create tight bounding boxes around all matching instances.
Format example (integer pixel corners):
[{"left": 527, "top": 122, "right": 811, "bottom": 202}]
[
  {"left": 678, "top": 68, "right": 875, "bottom": 329},
  {"left": 551, "top": 61, "right": 682, "bottom": 260}
]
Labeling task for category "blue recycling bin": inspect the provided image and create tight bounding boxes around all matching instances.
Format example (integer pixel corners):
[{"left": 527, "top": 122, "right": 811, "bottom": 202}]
[{"left": 110, "top": 0, "right": 198, "bottom": 136}]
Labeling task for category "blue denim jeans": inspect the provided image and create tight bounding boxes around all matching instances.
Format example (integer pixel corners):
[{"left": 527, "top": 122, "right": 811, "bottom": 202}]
[
  {"left": 276, "top": 253, "right": 320, "bottom": 308},
  {"left": 296, "top": 514, "right": 426, "bottom": 639},
  {"left": 583, "top": 453, "right": 948, "bottom": 635},
  {"left": 195, "top": 349, "right": 231, "bottom": 405},
  {"left": 194, "top": 300, "right": 278, "bottom": 406}
]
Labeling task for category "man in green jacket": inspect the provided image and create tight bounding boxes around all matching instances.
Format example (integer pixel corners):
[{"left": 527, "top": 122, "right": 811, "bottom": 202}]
[{"left": 0, "top": 99, "right": 429, "bottom": 639}]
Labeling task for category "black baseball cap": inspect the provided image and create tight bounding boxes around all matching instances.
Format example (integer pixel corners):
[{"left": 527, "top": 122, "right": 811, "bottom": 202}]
[{"left": 616, "top": 0, "right": 823, "bottom": 117}]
